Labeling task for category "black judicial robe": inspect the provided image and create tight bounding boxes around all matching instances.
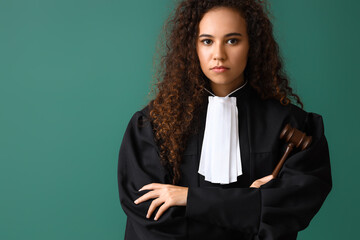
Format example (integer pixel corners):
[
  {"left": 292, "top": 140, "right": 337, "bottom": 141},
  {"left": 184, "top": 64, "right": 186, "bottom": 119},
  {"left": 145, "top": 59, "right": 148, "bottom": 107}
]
[{"left": 117, "top": 83, "right": 332, "bottom": 240}]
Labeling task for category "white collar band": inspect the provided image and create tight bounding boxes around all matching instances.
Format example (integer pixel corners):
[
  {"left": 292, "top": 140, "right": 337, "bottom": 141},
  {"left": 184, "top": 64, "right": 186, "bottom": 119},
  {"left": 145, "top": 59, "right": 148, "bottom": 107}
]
[{"left": 198, "top": 81, "right": 247, "bottom": 184}]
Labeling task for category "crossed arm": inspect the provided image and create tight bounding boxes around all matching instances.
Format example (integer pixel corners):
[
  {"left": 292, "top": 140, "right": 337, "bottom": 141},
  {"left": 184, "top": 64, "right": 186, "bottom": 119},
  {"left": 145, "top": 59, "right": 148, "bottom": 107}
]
[{"left": 134, "top": 174, "right": 274, "bottom": 220}]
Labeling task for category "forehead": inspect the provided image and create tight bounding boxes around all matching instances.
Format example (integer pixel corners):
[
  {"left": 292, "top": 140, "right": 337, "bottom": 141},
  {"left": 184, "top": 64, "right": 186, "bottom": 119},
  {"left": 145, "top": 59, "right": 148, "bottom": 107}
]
[{"left": 198, "top": 7, "right": 247, "bottom": 35}]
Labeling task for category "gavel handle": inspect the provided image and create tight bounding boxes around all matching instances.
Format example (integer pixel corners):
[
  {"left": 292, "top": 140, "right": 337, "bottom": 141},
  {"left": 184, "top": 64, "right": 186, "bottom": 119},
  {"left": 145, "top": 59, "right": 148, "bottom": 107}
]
[{"left": 272, "top": 143, "right": 295, "bottom": 178}]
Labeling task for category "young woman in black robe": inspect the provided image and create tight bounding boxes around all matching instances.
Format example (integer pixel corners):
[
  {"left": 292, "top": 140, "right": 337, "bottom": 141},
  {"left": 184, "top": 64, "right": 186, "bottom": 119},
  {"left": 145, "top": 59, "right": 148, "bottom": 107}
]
[{"left": 117, "top": 0, "right": 332, "bottom": 239}]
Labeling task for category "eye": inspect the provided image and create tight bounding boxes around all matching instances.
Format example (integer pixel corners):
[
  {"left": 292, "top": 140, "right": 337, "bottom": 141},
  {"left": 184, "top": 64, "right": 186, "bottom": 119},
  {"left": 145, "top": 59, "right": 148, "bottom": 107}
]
[
  {"left": 200, "top": 39, "right": 213, "bottom": 45},
  {"left": 227, "top": 38, "right": 239, "bottom": 45}
]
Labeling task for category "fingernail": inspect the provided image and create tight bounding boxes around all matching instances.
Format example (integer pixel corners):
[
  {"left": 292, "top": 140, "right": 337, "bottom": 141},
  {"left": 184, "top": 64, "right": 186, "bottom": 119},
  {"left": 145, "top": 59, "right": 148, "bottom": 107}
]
[
  {"left": 134, "top": 200, "right": 138, "bottom": 204},
  {"left": 146, "top": 214, "right": 149, "bottom": 218},
  {"left": 154, "top": 217, "right": 157, "bottom": 221},
  {"left": 138, "top": 188, "right": 142, "bottom": 192}
]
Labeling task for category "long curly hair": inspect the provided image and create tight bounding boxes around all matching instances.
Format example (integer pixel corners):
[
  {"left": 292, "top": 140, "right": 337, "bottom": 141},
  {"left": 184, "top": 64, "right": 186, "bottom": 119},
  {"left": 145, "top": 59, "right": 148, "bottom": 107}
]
[{"left": 147, "top": 0, "right": 303, "bottom": 185}]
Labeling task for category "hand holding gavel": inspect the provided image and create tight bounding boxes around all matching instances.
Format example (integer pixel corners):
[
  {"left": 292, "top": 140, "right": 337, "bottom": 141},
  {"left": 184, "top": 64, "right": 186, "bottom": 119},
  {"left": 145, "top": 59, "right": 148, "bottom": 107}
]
[{"left": 250, "top": 124, "right": 312, "bottom": 188}]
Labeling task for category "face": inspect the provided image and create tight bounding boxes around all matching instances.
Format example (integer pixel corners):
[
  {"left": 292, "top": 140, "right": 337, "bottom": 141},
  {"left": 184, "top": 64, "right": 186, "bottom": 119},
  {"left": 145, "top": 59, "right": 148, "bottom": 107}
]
[{"left": 196, "top": 7, "right": 250, "bottom": 96}]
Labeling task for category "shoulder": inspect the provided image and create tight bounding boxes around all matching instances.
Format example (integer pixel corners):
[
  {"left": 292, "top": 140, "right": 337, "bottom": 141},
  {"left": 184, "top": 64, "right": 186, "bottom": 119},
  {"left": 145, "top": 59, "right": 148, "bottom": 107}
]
[
  {"left": 248, "top": 88, "right": 309, "bottom": 127},
  {"left": 247, "top": 87, "right": 325, "bottom": 137},
  {"left": 139, "top": 104, "right": 151, "bottom": 119},
  {"left": 127, "top": 104, "right": 152, "bottom": 129},
  {"left": 123, "top": 104, "right": 154, "bottom": 141},
  {"left": 266, "top": 99, "right": 325, "bottom": 133},
  {"left": 122, "top": 104, "right": 159, "bottom": 151}
]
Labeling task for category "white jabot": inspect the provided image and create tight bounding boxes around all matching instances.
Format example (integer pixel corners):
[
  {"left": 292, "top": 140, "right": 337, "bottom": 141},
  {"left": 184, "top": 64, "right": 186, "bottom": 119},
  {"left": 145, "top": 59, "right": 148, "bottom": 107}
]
[{"left": 198, "top": 81, "right": 248, "bottom": 184}]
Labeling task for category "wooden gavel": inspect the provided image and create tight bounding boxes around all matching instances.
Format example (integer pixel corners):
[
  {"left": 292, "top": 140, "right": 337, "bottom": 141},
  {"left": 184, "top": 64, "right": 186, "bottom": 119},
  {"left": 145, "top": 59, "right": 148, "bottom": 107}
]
[{"left": 271, "top": 124, "right": 312, "bottom": 178}]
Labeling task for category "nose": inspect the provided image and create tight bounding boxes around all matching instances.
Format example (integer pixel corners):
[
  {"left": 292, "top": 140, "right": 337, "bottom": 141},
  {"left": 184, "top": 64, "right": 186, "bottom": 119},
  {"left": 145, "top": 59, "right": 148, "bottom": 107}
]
[{"left": 213, "top": 42, "right": 226, "bottom": 61}]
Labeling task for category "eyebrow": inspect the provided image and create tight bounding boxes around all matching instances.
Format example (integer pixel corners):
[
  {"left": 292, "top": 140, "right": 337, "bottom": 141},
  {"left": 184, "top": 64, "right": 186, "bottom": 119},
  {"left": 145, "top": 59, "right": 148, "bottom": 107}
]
[{"left": 198, "top": 32, "right": 243, "bottom": 38}]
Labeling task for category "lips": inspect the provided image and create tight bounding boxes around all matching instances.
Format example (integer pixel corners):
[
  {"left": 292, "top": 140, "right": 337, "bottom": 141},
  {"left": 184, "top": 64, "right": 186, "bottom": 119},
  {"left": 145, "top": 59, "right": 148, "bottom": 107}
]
[
  {"left": 212, "top": 67, "right": 229, "bottom": 73},
  {"left": 211, "top": 66, "right": 229, "bottom": 70}
]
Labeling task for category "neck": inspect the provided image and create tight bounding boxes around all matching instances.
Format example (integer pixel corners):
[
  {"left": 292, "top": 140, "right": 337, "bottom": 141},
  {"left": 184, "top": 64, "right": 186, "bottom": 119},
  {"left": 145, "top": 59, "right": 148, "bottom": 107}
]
[{"left": 210, "top": 77, "right": 245, "bottom": 97}]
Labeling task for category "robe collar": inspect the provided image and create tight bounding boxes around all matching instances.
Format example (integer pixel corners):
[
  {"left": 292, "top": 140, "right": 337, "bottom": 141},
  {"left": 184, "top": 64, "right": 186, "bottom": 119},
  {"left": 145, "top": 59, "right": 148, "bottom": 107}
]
[{"left": 203, "top": 80, "right": 249, "bottom": 98}]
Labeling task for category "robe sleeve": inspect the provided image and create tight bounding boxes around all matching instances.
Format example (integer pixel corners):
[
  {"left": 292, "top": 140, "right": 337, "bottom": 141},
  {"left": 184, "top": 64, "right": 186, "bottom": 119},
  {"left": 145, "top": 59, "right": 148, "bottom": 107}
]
[
  {"left": 117, "top": 110, "right": 187, "bottom": 240},
  {"left": 185, "top": 112, "right": 332, "bottom": 239}
]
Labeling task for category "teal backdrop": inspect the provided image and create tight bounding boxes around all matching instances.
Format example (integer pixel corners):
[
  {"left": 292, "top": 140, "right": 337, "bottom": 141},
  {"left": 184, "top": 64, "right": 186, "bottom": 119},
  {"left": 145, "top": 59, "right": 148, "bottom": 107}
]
[{"left": 1, "top": 0, "right": 359, "bottom": 239}]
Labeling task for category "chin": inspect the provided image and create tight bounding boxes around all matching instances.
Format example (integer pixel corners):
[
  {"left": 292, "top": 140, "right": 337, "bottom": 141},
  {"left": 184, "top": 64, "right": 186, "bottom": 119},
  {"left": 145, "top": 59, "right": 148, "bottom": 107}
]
[{"left": 209, "top": 79, "right": 234, "bottom": 85}]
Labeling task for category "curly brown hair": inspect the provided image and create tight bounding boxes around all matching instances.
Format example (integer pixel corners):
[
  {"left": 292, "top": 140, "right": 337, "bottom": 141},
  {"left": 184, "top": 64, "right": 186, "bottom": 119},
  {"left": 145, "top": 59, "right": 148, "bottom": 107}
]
[{"left": 147, "top": 0, "right": 303, "bottom": 185}]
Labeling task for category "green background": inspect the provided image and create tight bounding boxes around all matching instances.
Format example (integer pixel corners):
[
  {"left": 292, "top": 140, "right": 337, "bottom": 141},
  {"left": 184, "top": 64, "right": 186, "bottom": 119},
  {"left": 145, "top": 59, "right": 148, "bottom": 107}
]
[{"left": 0, "top": 0, "right": 358, "bottom": 239}]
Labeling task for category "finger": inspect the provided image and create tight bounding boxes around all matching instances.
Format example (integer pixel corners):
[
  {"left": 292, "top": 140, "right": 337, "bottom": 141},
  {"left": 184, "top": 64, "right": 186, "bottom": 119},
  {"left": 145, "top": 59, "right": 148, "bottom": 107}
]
[
  {"left": 134, "top": 190, "right": 159, "bottom": 204},
  {"left": 146, "top": 198, "right": 164, "bottom": 219},
  {"left": 258, "top": 176, "right": 273, "bottom": 186},
  {"left": 154, "top": 202, "right": 170, "bottom": 221},
  {"left": 263, "top": 175, "right": 274, "bottom": 181},
  {"left": 139, "top": 183, "right": 166, "bottom": 191},
  {"left": 249, "top": 181, "right": 259, "bottom": 188}
]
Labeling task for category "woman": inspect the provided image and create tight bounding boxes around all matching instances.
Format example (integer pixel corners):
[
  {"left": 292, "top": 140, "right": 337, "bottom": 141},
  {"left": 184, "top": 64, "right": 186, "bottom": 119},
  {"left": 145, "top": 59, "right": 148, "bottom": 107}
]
[{"left": 117, "top": 0, "right": 332, "bottom": 239}]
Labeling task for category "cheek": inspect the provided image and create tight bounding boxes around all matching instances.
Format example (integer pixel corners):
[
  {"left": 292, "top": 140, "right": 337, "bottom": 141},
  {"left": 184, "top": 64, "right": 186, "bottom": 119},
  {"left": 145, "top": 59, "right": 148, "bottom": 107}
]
[
  {"left": 197, "top": 46, "right": 209, "bottom": 66},
  {"left": 233, "top": 48, "right": 249, "bottom": 66}
]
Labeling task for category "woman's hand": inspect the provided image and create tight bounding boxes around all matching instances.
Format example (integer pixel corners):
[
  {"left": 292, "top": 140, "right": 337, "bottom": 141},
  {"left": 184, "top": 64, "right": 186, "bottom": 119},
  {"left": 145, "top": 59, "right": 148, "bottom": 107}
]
[
  {"left": 249, "top": 174, "right": 274, "bottom": 188},
  {"left": 134, "top": 183, "right": 188, "bottom": 221}
]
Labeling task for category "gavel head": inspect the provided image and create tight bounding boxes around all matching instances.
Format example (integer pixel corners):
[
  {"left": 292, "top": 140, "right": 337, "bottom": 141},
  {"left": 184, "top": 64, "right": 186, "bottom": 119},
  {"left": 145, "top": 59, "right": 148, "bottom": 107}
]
[{"left": 280, "top": 124, "right": 312, "bottom": 150}]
